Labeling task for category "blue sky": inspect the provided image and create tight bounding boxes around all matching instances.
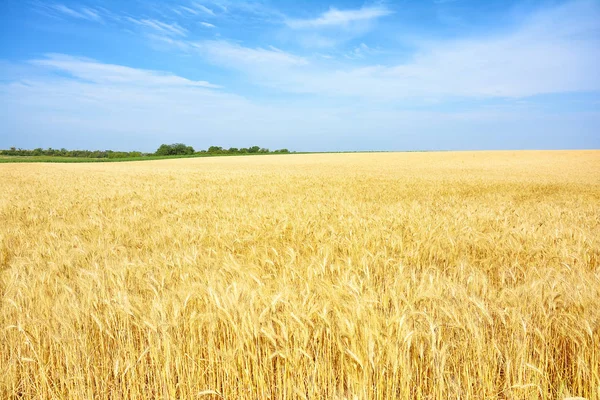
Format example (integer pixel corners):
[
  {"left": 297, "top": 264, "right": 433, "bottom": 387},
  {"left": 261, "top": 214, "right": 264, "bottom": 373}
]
[{"left": 0, "top": 0, "right": 599, "bottom": 152}]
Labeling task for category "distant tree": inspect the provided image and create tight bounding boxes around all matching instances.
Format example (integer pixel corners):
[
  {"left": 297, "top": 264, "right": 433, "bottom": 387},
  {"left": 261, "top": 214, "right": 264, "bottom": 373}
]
[
  {"left": 174, "top": 143, "right": 194, "bottom": 155},
  {"left": 207, "top": 146, "right": 223, "bottom": 153},
  {"left": 1, "top": 143, "right": 291, "bottom": 158},
  {"left": 155, "top": 144, "right": 173, "bottom": 156},
  {"left": 155, "top": 143, "right": 195, "bottom": 156}
]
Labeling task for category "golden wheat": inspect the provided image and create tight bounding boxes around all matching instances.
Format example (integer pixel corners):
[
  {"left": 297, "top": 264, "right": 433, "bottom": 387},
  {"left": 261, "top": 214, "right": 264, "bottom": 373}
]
[{"left": 1, "top": 151, "right": 599, "bottom": 399}]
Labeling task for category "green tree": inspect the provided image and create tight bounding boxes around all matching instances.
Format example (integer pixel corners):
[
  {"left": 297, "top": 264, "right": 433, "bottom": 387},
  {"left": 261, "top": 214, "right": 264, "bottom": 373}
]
[
  {"left": 155, "top": 143, "right": 195, "bottom": 156},
  {"left": 155, "top": 144, "right": 173, "bottom": 156},
  {"left": 207, "top": 146, "right": 223, "bottom": 153},
  {"left": 173, "top": 143, "right": 194, "bottom": 155}
]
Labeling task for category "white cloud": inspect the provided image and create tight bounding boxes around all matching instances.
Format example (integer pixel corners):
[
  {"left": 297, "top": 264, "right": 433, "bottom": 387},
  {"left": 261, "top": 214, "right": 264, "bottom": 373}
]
[
  {"left": 282, "top": 5, "right": 393, "bottom": 48},
  {"left": 345, "top": 43, "right": 377, "bottom": 59},
  {"left": 1, "top": 55, "right": 598, "bottom": 151},
  {"left": 195, "top": 0, "right": 287, "bottom": 23},
  {"left": 192, "top": 2, "right": 215, "bottom": 16},
  {"left": 30, "top": 54, "right": 219, "bottom": 88},
  {"left": 81, "top": 7, "right": 102, "bottom": 21},
  {"left": 49, "top": 4, "right": 103, "bottom": 22},
  {"left": 126, "top": 17, "right": 188, "bottom": 37},
  {"left": 287, "top": 6, "right": 392, "bottom": 28},
  {"left": 148, "top": 36, "right": 309, "bottom": 68},
  {"left": 189, "top": 40, "right": 309, "bottom": 68},
  {"left": 180, "top": 6, "right": 199, "bottom": 15},
  {"left": 182, "top": 0, "right": 600, "bottom": 99},
  {"left": 200, "top": 22, "right": 216, "bottom": 28},
  {"left": 0, "top": 56, "right": 316, "bottom": 150}
]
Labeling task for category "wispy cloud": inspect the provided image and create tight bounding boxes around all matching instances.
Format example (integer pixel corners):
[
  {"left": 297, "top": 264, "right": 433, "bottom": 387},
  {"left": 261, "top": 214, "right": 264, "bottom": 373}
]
[
  {"left": 80, "top": 7, "right": 102, "bottom": 21},
  {"left": 4, "top": 56, "right": 598, "bottom": 151},
  {"left": 194, "top": 40, "right": 308, "bottom": 68},
  {"left": 151, "top": 38, "right": 309, "bottom": 69},
  {"left": 198, "top": 0, "right": 285, "bottom": 23},
  {"left": 30, "top": 54, "right": 219, "bottom": 88},
  {"left": 282, "top": 5, "right": 392, "bottom": 48},
  {"left": 0, "top": 55, "right": 316, "bottom": 150},
  {"left": 179, "top": 6, "right": 199, "bottom": 15},
  {"left": 191, "top": 2, "right": 216, "bottom": 16},
  {"left": 46, "top": 4, "right": 103, "bottom": 22},
  {"left": 175, "top": 1, "right": 600, "bottom": 99},
  {"left": 345, "top": 43, "right": 379, "bottom": 59},
  {"left": 2, "top": 53, "right": 599, "bottom": 151},
  {"left": 126, "top": 17, "right": 188, "bottom": 37},
  {"left": 200, "top": 22, "right": 216, "bottom": 28},
  {"left": 287, "top": 5, "right": 392, "bottom": 29}
]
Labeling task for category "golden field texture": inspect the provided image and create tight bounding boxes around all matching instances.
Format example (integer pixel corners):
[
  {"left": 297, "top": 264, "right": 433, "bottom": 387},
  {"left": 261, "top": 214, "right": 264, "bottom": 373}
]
[{"left": 1, "top": 151, "right": 599, "bottom": 399}]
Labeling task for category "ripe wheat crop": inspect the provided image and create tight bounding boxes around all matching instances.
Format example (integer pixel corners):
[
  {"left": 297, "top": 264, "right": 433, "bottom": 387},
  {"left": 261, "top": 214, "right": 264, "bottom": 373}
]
[{"left": 1, "top": 151, "right": 599, "bottom": 399}]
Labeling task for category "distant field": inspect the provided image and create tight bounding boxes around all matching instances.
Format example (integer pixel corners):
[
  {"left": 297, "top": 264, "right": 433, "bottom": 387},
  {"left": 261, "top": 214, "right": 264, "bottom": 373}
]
[
  {"left": 0, "top": 155, "right": 169, "bottom": 163},
  {"left": 1, "top": 151, "right": 599, "bottom": 399},
  {"left": 0, "top": 153, "right": 285, "bottom": 163}
]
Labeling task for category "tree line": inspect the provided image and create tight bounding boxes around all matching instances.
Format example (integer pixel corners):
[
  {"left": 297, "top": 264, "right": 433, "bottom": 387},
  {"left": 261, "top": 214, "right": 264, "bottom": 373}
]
[
  {"left": 0, "top": 144, "right": 291, "bottom": 159},
  {"left": 155, "top": 144, "right": 290, "bottom": 156}
]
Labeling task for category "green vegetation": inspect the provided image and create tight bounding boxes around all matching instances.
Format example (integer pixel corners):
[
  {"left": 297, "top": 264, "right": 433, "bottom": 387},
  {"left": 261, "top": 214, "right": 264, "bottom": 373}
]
[
  {"left": 0, "top": 144, "right": 292, "bottom": 163},
  {"left": 0, "top": 154, "right": 202, "bottom": 164},
  {"left": 155, "top": 143, "right": 195, "bottom": 156},
  {"left": 0, "top": 147, "right": 144, "bottom": 159},
  {"left": 202, "top": 145, "right": 290, "bottom": 155}
]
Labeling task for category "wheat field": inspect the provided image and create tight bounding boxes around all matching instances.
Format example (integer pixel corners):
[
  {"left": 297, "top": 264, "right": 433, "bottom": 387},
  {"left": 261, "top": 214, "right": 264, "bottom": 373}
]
[{"left": 1, "top": 151, "right": 599, "bottom": 399}]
